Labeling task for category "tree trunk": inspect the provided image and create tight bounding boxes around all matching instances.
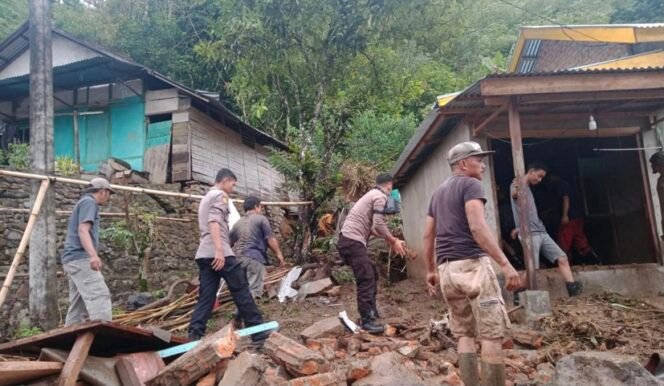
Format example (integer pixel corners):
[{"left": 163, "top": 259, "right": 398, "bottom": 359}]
[{"left": 28, "top": 0, "right": 58, "bottom": 330}]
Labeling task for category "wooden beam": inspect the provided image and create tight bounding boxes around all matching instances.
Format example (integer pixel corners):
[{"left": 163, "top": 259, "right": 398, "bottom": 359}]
[
  {"left": 57, "top": 332, "right": 95, "bottom": 386},
  {"left": 517, "top": 89, "right": 664, "bottom": 105},
  {"left": 507, "top": 98, "right": 537, "bottom": 290},
  {"left": 0, "top": 361, "right": 64, "bottom": 385},
  {"left": 473, "top": 105, "right": 506, "bottom": 136},
  {"left": 481, "top": 73, "right": 664, "bottom": 97},
  {"left": 489, "top": 126, "right": 641, "bottom": 139}
]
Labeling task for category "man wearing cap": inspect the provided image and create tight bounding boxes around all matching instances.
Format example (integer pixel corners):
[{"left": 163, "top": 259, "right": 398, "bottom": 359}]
[
  {"left": 424, "top": 142, "right": 521, "bottom": 386},
  {"left": 189, "top": 168, "right": 270, "bottom": 344},
  {"left": 650, "top": 151, "right": 664, "bottom": 240},
  {"left": 337, "top": 173, "right": 407, "bottom": 334},
  {"left": 61, "top": 178, "right": 115, "bottom": 326}
]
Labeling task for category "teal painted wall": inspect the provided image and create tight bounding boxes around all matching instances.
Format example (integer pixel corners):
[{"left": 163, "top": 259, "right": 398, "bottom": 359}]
[{"left": 47, "top": 96, "right": 146, "bottom": 171}]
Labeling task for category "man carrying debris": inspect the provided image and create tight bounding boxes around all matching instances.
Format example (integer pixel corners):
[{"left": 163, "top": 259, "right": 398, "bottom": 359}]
[
  {"left": 230, "top": 196, "right": 285, "bottom": 298},
  {"left": 189, "top": 169, "right": 270, "bottom": 343},
  {"left": 510, "top": 163, "right": 583, "bottom": 296},
  {"left": 337, "top": 173, "right": 407, "bottom": 334},
  {"left": 424, "top": 142, "right": 521, "bottom": 386},
  {"left": 61, "top": 178, "right": 114, "bottom": 326}
]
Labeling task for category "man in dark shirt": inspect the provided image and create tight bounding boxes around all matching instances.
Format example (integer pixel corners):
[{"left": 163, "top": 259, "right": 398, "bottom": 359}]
[
  {"left": 61, "top": 178, "right": 114, "bottom": 326},
  {"left": 424, "top": 142, "right": 520, "bottom": 386},
  {"left": 189, "top": 169, "right": 271, "bottom": 344},
  {"left": 231, "top": 196, "right": 285, "bottom": 298}
]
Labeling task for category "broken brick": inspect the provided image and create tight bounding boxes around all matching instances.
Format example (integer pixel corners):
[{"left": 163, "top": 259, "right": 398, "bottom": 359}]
[
  {"left": 261, "top": 366, "right": 290, "bottom": 386},
  {"left": 384, "top": 325, "right": 397, "bottom": 337},
  {"left": 343, "top": 337, "right": 361, "bottom": 356},
  {"left": 334, "top": 351, "right": 346, "bottom": 360},
  {"left": 345, "top": 358, "right": 371, "bottom": 382},
  {"left": 301, "top": 317, "right": 345, "bottom": 341},
  {"left": 146, "top": 325, "right": 236, "bottom": 386},
  {"left": 264, "top": 332, "right": 330, "bottom": 377},
  {"left": 368, "top": 347, "right": 382, "bottom": 356},
  {"left": 285, "top": 372, "right": 345, "bottom": 386},
  {"left": 218, "top": 351, "right": 267, "bottom": 386},
  {"left": 305, "top": 338, "right": 339, "bottom": 351},
  {"left": 396, "top": 341, "right": 420, "bottom": 358}
]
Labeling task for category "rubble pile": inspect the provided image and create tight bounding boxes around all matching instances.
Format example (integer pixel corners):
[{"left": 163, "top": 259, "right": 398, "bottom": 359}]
[{"left": 537, "top": 293, "right": 664, "bottom": 362}]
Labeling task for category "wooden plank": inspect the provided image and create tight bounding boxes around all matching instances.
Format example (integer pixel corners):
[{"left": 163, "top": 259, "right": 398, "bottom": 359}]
[
  {"left": 40, "top": 348, "right": 121, "bottom": 386},
  {"left": 487, "top": 126, "right": 641, "bottom": 139},
  {"left": 145, "top": 98, "right": 179, "bottom": 116},
  {"left": 508, "top": 98, "right": 536, "bottom": 290},
  {"left": 57, "top": 332, "right": 96, "bottom": 386},
  {"left": 146, "top": 89, "right": 178, "bottom": 101},
  {"left": 480, "top": 72, "right": 664, "bottom": 97},
  {"left": 146, "top": 325, "right": 236, "bottom": 386},
  {"left": 116, "top": 358, "right": 142, "bottom": 386},
  {"left": 517, "top": 89, "right": 664, "bottom": 105},
  {"left": 0, "top": 361, "right": 63, "bottom": 385},
  {"left": 144, "top": 145, "right": 170, "bottom": 184},
  {"left": 172, "top": 111, "right": 189, "bottom": 124}
]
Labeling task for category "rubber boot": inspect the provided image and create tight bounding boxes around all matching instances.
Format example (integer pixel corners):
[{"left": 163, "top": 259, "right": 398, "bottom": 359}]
[
  {"left": 361, "top": 311, "right": 385, "bottom": 334},
  {"left": 566, "top": 281, "right": 583, "bottom": 297},
  {"left": 187, "top": 331, "right": 202, "bottom": 342},
  {"left": 481, "top": 361, "right": 506, "bottom": 386},
  {"left": 458, "top": 353, "right": 479, "bottom": 386}
]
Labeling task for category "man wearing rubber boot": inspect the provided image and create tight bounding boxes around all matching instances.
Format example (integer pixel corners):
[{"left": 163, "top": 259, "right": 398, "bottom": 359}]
[
  {"left": 337, "top": 173, "right": 407, "bottom": 334},
  {"left": 424, "top": 142, "right": 521, "bottom": 386},
  {"left": 188, "top": 168, "right": 271, "bottom": 345}
]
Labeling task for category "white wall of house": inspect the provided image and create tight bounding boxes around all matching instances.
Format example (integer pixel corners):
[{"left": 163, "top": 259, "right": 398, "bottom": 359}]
[
  {"left": 0, "top": 33, "right": 101, "bottom": 80},
  {"left": 400, "top": 122, "right": 498, "bottom": 279}
]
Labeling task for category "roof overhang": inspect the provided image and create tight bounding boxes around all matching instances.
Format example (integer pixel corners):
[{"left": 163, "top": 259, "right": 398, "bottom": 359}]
[
  {"left": 392, "top": 68, "right": 664, "bottom": 188},
  {"left": 508, "top": 24, "right": 664, "bottom": 72}
]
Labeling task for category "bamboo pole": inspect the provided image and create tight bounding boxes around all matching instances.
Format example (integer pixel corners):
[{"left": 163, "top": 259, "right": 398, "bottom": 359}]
[
  {"left": 0, "top": 169, "right": 313, "bottom": 206},
  {"left": 0, "top": 179, "right": 50, "bottom": 309},
  {"left": 0, "top": 208, "right": 193, "bottom": 223}
]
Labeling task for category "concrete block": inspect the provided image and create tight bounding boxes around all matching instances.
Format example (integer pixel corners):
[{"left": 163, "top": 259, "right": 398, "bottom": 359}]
[
  {"left": 301, "top": 317, "right": 345, "bottom": 340},
  {"left": 218, "top": 351, "right": 267, "bottom": 386},
  {"left": 518, "top": 290, "right": 551, "bottom": 328}
]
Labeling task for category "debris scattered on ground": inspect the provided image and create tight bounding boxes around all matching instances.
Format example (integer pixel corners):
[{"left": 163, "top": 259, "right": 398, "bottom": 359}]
[{"left": 114, "top": 267, "right": 292, "bottom": 332}]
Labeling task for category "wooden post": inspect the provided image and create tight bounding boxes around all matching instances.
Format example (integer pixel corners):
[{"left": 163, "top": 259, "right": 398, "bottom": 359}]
[
  {"left": 57, "top": 332, "right": 95, "bottom": 386},
  {"left": 29, "top": 0, "right": 58, "bottom": 329},
  {"left": 73, "top": 110, "right": 80, "bottom": 166},
  {"left": 0, "top": 179, "right": 50, "bottom": 309},
  {"left": 507, "top": 97, "right": 537, "bottom": 290}
]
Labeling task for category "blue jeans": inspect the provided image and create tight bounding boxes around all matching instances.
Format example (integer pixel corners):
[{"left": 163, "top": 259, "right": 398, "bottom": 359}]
[{"left": 189, "top": 256, "right": 267, "bottom": 341}]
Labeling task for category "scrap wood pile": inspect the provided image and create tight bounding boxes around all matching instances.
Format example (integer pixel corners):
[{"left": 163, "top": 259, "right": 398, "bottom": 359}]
[
  {"left": 114, "top": 267, "right": 294, "bottom": 333},
  {"left": 537, "top": 292, "right": 664, "bottom": 362},
  {"left": 0, "top": 321, "right": 190, "bottom": 386}
]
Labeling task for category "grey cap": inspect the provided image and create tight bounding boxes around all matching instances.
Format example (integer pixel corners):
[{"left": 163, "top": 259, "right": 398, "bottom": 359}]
[
  {"left": 447, "top": 141, "right": 495, "bottom": 165},
  {"left": 88, "top": 177, "right": 115, "bottom": 194}
]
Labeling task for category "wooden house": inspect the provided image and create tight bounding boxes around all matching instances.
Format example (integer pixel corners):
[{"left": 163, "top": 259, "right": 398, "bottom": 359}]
[{"left": 0, "top": 23, "right": 288, "bottom": 200}]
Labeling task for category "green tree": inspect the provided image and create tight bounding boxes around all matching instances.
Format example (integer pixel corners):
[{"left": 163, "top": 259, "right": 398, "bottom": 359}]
[
  {"left": 0, "top": 0, "right": 27, "bottom": 40},
  {"left": 611, "top": 0, "right": 664, "bottom": 23}
]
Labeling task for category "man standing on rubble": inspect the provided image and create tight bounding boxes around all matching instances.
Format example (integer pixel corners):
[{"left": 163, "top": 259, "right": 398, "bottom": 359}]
[
  {"left": 189, "top": 169, "right": 270, "bottom": 344},
  {"left": 231, "top": 196, "right": 285, "bottom": 298},
  {"left": 61, "top": 178, "right": 114, "bottom": 326},
  {"left": 510, "top": 163, "right": 583, "bottom": 297},
  {"left": 424, "top": 142, "right": 521, "bottom": 386},
  {"left": 337, "top": 173, "right": 407, "bottom": 334}
]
